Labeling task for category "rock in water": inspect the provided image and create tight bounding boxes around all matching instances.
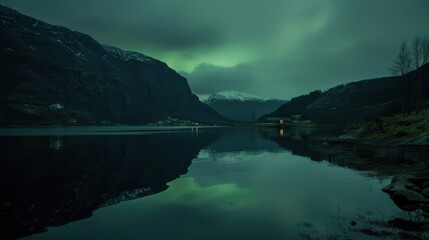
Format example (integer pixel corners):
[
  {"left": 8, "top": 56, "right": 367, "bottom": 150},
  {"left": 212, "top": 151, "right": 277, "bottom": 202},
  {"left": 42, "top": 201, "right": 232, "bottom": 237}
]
[
  {"left": 383, "top": 175, "right": 429, "bottom": 213},
  {"left": 391, "top": 189, "right": 425, "bottom": 211},
  {"left": 421, "top": 188, "right": 429, "bottom": 198},
  {"left": 382, "top": 175, "right": 414, "bottom": 194}
]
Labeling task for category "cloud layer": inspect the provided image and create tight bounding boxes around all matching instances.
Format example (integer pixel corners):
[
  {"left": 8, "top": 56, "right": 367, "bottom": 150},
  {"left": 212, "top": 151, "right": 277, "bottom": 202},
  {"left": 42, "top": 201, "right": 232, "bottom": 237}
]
[{"left": 1, "top": 0, "right": 429, "bottom": 99}]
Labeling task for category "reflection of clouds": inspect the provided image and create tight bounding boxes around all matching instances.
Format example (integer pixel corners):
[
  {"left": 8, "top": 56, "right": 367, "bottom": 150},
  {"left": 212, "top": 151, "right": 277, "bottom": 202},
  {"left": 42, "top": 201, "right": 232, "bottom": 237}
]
[
  {"left": 160, "top": 177, "right": 257, "bottom": 210},
  {"left": 28, "top": 153, "right": 402, "bottom": 240},
  {"left": 49, "top": 136, "right": 63, "bottom": 150},
  {"left": 188, "top": 149, "right": 401, "bottom": 236},
  {"left": 25, "top": 133, "right": 406, "bottom": 240},
  {"left": 194, "top": 149, "right": 266, "bottom": 164}
]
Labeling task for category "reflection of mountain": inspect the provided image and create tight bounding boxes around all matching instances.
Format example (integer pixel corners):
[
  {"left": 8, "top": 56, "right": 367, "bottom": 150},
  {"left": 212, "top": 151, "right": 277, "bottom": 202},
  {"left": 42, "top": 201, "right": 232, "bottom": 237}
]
[
  {"left": 261, "top": 128, "right": 326, "bottom": 162},
  {"left": 192, "top": 128, "right": 284, "bottom": 166},
  {"left": 263, "top": 128, "right": 429, "bottom": 177},
  {"left": 206, "top": 128, "right": 281, "bottom": 153},
  {"left": 198, "top": 128, "right": 334, "bottom": 164},
  {"left": 0, "top": 131, "right": 219, "bottom": 239}
]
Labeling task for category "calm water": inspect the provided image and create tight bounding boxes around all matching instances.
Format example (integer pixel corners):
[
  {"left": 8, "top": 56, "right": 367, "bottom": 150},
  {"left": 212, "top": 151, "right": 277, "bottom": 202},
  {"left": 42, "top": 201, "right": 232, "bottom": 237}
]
[{"left": 0, "top": 127, "right": 424, "bottom": 239}]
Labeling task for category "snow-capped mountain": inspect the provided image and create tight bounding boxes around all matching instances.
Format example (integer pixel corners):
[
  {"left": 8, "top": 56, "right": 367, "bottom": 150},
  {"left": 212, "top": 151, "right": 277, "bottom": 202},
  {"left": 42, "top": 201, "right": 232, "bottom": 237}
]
[
  {"left": 203, "top": 91, "right": 284, "bottom": 122},
  {"left": 205, "top": 91, "right": 270, "bottom": 103}
]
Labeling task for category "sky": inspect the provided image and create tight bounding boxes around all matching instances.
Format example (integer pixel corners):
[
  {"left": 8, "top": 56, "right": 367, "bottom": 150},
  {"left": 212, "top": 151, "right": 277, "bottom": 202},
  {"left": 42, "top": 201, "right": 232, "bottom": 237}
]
[{"left": 1, "top": 0, "right": 429, "bottom": 100}]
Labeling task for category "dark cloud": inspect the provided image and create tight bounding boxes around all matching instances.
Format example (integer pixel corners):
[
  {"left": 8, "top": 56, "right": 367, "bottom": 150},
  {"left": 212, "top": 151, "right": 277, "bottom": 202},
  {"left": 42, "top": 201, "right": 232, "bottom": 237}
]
[
  {"left": 74, "top": 19, "right": 222, "bottom": 50},
  {"left": 1, "top": 0, "right": 429, "bottom": 99},
  {"left": 181, "top": 64, "right": 257, "bottom": 95},
  {"left": 0, "top": 0, "right": 227, "bottom": 50}
]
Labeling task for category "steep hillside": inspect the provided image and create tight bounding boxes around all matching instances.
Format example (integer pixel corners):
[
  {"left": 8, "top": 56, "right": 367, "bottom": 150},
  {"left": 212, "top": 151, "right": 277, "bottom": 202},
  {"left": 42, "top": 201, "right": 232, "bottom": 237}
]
[
  {"left": 266, "top": 64, "right": 429, "bottom": 125},
  {"left": 308, "top": 64, "right": 429, "bottom": 124},
  {"left": 204, "top": 91, "right": 284, "bottom": 122},
  {"left": 263, "top": 90, "right": 323, "bottom": 119},
  {"left": 0, "top": 6, "right": 228, "bottom": 125},
  {"left": 307, "top": 77, "right": 401, "bottom": 124}
]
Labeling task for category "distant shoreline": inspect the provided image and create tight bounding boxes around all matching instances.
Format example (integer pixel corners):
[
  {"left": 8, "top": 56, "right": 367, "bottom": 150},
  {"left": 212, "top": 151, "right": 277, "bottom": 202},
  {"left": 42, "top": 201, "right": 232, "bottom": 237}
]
[{"left": 0, "top": 125, "right": 228, "bottom": 136}]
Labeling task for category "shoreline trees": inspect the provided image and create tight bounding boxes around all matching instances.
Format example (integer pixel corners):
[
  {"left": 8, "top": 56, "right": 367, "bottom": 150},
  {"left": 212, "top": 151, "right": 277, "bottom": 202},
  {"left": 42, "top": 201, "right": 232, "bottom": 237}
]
[{"left": 391, "top": 37, "right": 429, "bottom": 112}]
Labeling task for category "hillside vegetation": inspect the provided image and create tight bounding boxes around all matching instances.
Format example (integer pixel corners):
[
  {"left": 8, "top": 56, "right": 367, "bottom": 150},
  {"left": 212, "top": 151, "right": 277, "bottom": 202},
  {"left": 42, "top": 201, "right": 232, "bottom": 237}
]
[
  {"left": 265, "top": 63, "right": 429, "bottom": 125},
  {"left": 340, "top": 108, "right": 429, "bottom": 145}
]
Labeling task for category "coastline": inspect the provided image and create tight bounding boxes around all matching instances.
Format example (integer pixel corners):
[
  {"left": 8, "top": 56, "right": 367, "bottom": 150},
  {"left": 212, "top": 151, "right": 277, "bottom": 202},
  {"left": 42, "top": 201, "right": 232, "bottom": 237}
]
[{"left": 332, "top": 109, "right": 429, "bottom": 148}]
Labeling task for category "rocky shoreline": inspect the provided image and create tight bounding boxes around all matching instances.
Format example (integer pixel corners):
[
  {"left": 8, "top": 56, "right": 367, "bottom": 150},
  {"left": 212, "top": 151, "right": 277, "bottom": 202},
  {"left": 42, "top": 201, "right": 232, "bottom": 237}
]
[{"left": 383, "top": 175, "right": 429, "bottom": 214}]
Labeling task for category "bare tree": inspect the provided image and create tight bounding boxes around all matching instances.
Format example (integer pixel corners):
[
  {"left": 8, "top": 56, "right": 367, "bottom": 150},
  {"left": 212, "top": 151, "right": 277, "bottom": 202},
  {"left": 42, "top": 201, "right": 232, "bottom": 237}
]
[
  {"left": 422, "top": 37, "right": 429, "bottom": 65},
  {"left": 412, "top": 37, "right": 422, "bottom": 70},
  {"left": 412, "top": 37, "right": 422, "bottom": 110},
  {"left": 411, "top": 36, "right": 429, "bottom": 68},
  {"left": 391, "top": 41, "right": 412, "bottom": 112},
  {"left": 392, "top": 37, "right": 429, "bottom": 112},
  {"left": 411, "top": 36, "right": 429, "bottom": 111},
  {"left": 391, "top": 41, "right": 412, "bottom": 76}
]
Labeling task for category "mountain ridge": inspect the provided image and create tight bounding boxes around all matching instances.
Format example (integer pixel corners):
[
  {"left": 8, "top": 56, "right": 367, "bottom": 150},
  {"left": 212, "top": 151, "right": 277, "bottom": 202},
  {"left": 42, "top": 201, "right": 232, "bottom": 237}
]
[
  {"left": 264, "top": 63, "right": 429, "bottom": 124},
  {"left": 0, "top": 5, "right": 229, "bottom": 125},
  {"left": 204, "top": 91, "right": 274, "bottom": 103},
  {"left": 203, "top": 91, "right": 284, "bottom": 122}
]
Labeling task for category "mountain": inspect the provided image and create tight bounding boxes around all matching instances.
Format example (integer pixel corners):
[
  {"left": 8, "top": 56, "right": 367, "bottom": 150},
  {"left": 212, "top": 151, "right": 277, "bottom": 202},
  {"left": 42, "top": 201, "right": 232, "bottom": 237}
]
[
  {"left": 205, "top": 91, "right": 270, "bottom": 103},
  {"left": 0, "top": 5, "right": 228, "bottom": 125},
  {"left": 264, "top": 90, "right": 323, "bottom": 119},
  {"left": 265, "top": 63, "right": 429, "bottom": 125},
  {"left": 203, "top": 91, "right": 284, "bottom": 122}
]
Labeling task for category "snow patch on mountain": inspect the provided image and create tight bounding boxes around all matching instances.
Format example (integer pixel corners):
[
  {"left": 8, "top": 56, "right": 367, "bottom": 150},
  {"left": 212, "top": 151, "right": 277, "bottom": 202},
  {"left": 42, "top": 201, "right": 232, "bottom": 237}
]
[{"left": 205, "top": 91, "right": 271, "bottom": 103}]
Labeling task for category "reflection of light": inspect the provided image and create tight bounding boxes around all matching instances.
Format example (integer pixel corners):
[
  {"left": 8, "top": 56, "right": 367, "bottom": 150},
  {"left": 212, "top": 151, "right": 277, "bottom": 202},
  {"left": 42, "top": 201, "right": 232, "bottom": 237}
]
[
  {"left": 192, "top": 127, "right": 199, "bottom": 136},
  {"left": 279, "top": 128, "right": 284, "bottom": 136},
  {"left": 49, "top": 136, "right": 63, "bottom": 150}
]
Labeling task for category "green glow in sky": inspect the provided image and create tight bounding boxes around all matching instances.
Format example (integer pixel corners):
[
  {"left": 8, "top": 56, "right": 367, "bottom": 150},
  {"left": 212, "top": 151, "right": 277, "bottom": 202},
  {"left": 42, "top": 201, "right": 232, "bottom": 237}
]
[{"left": 2, "top": 0, "right": 429, "bottom": 98}]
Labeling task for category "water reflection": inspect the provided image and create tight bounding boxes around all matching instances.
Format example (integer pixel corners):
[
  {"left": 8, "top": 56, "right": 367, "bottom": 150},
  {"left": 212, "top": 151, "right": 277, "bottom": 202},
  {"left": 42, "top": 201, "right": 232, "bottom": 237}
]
[
  {"left": 263, "top": 127, "right": 429, "bottom": 178},
  {"left": 49, "top": 136, "right": 63, "bottom": 150},
  {"left": 0, "top": 131, "right": 219, "bottom": 239},
  {"left": 1, "top": 127, "right": 428, "bottom": 240},
  {"left": 24, "top": 128, "right": 417, "bottom": 240}
]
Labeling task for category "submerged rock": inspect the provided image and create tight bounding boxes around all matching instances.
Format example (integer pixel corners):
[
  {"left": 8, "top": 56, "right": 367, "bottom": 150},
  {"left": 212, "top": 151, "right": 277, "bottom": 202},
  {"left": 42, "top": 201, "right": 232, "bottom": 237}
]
[
  {"left": 383, "top": 175, "right": 429, "bottom": 213},
  {"left": 422, "top": 188, "right": 429, "bottom": 198},
  {"left": 423, "top": 180, "right": 429, "bottom": 189},
  {"left": 391, "top": 190, "right": 425, "bottom": 211},
  {"left": 387, "top": 218, "right": 427, "bottom": 232},
  {"left": 382, "top": 175, "right": 414, "bottom": 194}
]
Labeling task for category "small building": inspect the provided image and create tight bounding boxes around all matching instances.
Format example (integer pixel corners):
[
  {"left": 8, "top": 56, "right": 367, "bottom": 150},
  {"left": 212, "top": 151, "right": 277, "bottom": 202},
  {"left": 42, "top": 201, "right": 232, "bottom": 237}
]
[
  {"left": 291, "top": 115, "right": 302, "bottom": 121},
  {"left": 49, "top": 103, "right": 64, "bottom": 110},
  {"left": 265, "top": 117, "right": 291, "bottom": 125},
  {"left": 101, "top": 120, "right": 111, "bottom": 125},
  {"left": 68, "top": 119, "right": 77, "bottom": 124}
]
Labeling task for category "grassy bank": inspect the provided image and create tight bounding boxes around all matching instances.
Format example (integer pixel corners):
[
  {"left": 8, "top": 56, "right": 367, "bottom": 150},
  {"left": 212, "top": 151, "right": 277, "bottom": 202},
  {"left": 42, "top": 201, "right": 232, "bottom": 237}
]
[{"left": 340, "top": 108, "right": 429, "bottom": 146}]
